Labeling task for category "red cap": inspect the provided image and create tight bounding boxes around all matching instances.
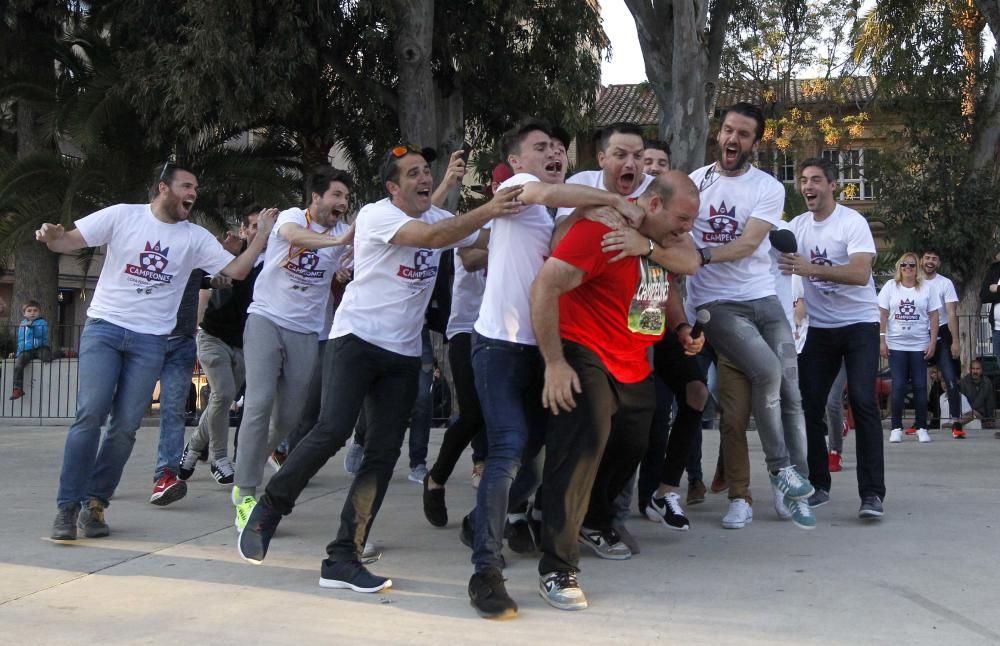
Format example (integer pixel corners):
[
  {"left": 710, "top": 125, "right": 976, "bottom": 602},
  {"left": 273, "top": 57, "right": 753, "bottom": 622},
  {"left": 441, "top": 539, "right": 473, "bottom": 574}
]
[{"left": 489, "top": 163, "right": 514, "bottom": 196}]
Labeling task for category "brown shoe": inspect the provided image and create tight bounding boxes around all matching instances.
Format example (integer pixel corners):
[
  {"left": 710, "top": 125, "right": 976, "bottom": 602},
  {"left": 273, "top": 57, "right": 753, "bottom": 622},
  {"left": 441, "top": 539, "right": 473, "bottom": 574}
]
[
  {"left": 710, "top": 466, "right": 728, "bottom": 493},
  {"left": 686, "top": 479, "right": 707, "bottom": 505},
  {"left": 9, "top": 387, "right": 24, "bottom": 400}
]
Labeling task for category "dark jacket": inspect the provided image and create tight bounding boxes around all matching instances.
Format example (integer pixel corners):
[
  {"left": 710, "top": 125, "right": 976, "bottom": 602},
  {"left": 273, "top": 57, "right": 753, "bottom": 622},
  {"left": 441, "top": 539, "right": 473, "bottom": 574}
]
[{"left": 979, "top": 261, "right": 1000, "bottom": 329}]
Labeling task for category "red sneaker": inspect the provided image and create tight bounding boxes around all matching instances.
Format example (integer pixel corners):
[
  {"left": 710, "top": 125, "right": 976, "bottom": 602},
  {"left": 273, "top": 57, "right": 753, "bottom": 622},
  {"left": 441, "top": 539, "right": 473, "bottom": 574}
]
[
  {"left": 828, "top": 450, "right": 842, "bottom": 473},
  {"left": 9, "top": 387, "right": 24, "bottom": 401},
  {"left": 842, "top": 419, "right": 850, "bottom": 438},
  {"left": 268, "top": 450, "right": 287, "bottom": 472},
  {"left": 150, "top": 469, "right": 188, "bottom": 506},
  {"left": 951, "top": 422, "right": 966, "bottom": 439},
  {"left": 904, "top": 427, "right": 917, "bottom": 436}
]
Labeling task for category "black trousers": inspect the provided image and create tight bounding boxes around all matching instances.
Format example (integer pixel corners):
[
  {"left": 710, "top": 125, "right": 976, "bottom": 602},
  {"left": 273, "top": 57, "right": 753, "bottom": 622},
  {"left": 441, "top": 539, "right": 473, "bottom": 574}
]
[
  {"left": 798, "top": 323, "right": 885, "bottom": 499},
  {"left": 428, "top": 332, "right": 487, "bottom": 485},
  {"left": 259, "top": 334, "right": 419, "bottom": 562},
  {"left": 539, "top": 341, "right": 655, "bottom": 574}
]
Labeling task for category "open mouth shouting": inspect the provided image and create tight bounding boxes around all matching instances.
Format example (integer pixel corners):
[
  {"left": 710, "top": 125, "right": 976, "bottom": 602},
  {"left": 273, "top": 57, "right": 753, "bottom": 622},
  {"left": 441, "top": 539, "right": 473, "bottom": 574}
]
[
  {"left": 616, "top": 171, "right": 637, "bottom": 194},
  {"left": 802, "top": 190, "right": 818, "bottom": 208},
  {"left": 721, "top": 143, "right": 742, "bottom": 169}
]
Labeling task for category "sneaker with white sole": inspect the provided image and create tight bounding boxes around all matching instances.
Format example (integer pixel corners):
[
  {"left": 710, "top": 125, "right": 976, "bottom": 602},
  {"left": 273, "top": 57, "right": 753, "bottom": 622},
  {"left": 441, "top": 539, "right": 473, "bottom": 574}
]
[
  {"left": 859, "top": 495, "right": 884, "bottom": 519},
  {"left": 721, "top": 498, "right": 753, "bottom": 529},
  {"left": 409, "top": 463, "right": 428, "bottom": 485},
  {"left": 237, "top": 500, "right": 281, "bottom": 564},
  {"left": 645, "top": 491, "right": 690, "bottom": 530},
  {"left": 361, "top": 540, "right": 381, "bottom": 564},
  {"left": 177, "top": 443, "right": 201, "bottom": 480},
  {"left": 772, "top": 485, "right": 792, "bottom": 519},
  {"left": 889, "top": 428, "right": 903, "bottom": 443},
  {"left": 917, "top": 428, "right": 931, "bottom": 443},
  {"left": 539, "top": 571, "right": 588, "bottom": 611},
  {"left": 785, "top": 495, "right": 816, "bottom": 530},
  {"left": 578, "top": 526, "right": 632, "bottom": 560},
  {"left": 319, "top": 559, "right": 391, "bottom": 593},
  {"left": 768, "top": 466, "right": 814, "bottom": 500},
  {"left": 210, "top": 457, "right": 235, "bottom": 485}
]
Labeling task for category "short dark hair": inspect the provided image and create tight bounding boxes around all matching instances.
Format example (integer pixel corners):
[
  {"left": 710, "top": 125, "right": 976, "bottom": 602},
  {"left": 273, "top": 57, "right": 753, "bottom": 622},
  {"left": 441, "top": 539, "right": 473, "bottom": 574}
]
[
  {"left": 720, "top": 102, "right": 766, "bottom": 142},
  {"left": 309, "top": 167, "right": 354, "bottom": 200},
  {"left": 799, "top": 157, "right": 838, "bottom": 183},
  {"left": 922, "top": 247, "right": 942, "bottom": 258},
  {"left": 22, "top": 300, "right": 41, "bottom": 311},
  {"left": 551, "top": 125, "right": 572, "bottom": 150},
  {"left": 598, "top": 122, "right": 645, "bottom": 152},
  {"left": 644, "top": 139, "right": 671, "bottom": 157},
  {"left": 972, "top": 358, "right": 983, "bottom": 368},
  {"left": 241, "top": 203, "right": 261, "bottom": 227},
  {"left": 501, "top": 118, "right": 554, "bottom": 158},
  {"left": 149, "top": 162, "right": 195, "bottom": 201},
  {"left": 378, "top": 146, "right": 435, "bottom": 187}
]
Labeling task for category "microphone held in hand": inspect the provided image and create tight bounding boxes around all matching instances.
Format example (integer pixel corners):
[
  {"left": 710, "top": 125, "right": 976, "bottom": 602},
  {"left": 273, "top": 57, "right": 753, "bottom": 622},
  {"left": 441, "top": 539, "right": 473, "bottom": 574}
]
[
  {"left": 769, "top": 228, "right": 798, "bottom": 254},
  {"left": 690, "top": 309, "right": 711, "bottom": 339}
]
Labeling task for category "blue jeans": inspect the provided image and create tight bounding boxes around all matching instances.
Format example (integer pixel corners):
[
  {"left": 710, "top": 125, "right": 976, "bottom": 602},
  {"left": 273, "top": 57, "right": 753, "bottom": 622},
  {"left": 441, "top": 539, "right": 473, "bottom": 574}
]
[
  {"left": 889, "top": 349, "right": 928, "bottom": 430},
  {"left": 471, "top": 334, "right": 545, "bottom": 572},
  {"left": 408, "top": 327, "right": 434, "bottom": 468},
  {"left": 154, "top": 335, "right": 197, "bottom": 480},
  {"left": 57, "top": 319, "right": 167, "bottom": 508}
]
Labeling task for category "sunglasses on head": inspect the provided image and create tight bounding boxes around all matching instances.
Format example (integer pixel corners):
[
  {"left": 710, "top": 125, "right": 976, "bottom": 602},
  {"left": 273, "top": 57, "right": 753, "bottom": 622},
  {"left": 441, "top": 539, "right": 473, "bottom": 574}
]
[{"left": 390, "top": 145, "right": 424, "bottom": 159}]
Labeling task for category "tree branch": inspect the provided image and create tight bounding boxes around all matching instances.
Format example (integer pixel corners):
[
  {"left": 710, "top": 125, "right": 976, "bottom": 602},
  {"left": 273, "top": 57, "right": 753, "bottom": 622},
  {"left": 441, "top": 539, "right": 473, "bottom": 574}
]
[{"left": 321, "top": 51, "right": 399, "bottom": 113}]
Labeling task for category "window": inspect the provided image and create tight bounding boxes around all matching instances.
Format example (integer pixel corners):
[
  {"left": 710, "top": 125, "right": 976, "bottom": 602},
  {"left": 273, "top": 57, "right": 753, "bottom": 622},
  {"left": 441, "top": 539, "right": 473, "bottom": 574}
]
[
  {"left": 754, "top": 149, "right": 797, "bottom": 185},
  {"left": 822, "top": 149, "right": 880, "bottom": 200}
]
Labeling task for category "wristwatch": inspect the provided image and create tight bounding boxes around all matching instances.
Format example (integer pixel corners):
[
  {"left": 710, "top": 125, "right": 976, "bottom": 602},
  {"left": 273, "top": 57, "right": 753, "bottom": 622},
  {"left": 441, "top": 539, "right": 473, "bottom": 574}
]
[
  {"left": 698, "top": 247, "right": 713, "bottom": 266},
  {"left": 644, "top": 238, "right": 654, "bottom": 257}
]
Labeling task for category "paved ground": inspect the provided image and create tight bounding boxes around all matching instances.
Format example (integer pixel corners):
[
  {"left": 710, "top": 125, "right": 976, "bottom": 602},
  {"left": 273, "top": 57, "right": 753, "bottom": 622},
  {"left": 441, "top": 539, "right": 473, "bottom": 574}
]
[{"left": 2, "top": 422, "right": 999, "bottom": 644}]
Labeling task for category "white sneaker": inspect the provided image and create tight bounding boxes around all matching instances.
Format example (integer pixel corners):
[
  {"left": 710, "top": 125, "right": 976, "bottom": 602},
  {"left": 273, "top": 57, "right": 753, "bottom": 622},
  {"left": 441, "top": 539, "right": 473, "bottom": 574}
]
[
  {"left": 721, "top": 498, "right": 753, "bottom": 529},
  {"left": 917, "top": 428, "right": 932, "bottom": 443},
  {"left": 772, "top": 484, "right": 792, "bottom": 520},
  {"left": 889, "top": 428, "right": 903, "bottom": 443}
]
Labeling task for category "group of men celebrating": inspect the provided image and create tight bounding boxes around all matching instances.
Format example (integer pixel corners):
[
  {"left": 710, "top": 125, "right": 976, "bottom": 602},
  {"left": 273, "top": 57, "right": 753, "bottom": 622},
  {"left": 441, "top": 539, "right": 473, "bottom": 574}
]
[{"left": 38, "top": 101, "right": 888, "bottom": 620}]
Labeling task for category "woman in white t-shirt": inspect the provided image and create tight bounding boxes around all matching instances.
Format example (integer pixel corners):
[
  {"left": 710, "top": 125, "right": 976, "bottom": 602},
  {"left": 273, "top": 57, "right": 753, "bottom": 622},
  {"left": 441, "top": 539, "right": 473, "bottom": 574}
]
[{"left": 878, "top": 252, "right": 940, "bottom": 443}]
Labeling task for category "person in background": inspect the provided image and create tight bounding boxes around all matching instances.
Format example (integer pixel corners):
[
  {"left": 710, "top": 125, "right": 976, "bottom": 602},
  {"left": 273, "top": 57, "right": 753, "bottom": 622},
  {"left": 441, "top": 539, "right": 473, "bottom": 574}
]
[
  {"left": 959, "top": 358, "right": 995, "bottom": 424},
  {"left": 10, "top": 299, "right": 51, "bottom": 401}
]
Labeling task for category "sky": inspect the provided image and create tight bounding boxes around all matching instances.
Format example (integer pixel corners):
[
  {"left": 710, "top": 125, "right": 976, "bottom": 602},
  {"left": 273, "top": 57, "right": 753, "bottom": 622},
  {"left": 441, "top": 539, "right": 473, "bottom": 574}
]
[{"left": 600, "top": 0, "right": 995, "bottom": 85}]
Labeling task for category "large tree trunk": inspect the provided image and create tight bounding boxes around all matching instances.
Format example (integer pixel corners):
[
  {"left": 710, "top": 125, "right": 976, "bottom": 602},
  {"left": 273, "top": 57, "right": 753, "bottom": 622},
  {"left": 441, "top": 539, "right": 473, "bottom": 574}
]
[
  {"left": 10, "top": 11, "right": 59, "bottom": 329},
  {"left": 392, "top": 0, "right": 438, "bottom": 151}
]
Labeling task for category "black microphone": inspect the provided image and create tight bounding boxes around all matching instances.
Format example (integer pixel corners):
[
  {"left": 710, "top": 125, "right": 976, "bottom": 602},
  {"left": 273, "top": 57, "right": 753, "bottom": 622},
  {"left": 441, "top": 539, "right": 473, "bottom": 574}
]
[
  {"left": 769, "top": 228, "right": 798, "bottom": 254},
  {"left": 690, "top": 309, "right": 711, "bottom": 339}
]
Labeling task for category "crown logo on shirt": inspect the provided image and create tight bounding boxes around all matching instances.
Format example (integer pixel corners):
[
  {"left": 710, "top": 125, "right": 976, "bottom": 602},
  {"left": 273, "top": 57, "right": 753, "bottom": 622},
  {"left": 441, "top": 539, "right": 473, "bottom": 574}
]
[
  {"left": 144, "top": 241, "right": 169, "bottom": 256},
  {"left": 709, "top": 202, "right": 734, "bottom": 218}
]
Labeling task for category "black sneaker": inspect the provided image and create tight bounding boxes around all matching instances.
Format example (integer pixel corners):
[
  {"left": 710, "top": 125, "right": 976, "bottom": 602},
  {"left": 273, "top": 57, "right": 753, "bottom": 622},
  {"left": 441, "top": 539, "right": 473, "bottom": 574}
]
[
  {"left": 177, "top": 443, "right": 200, "bottom": 480},
  {"left": 319, "top": 559, "right": 391, "bottom": 593},
  {"left": 468, "top": 567, "right": 518, "bottom": 619},
  {"left": 209, "top": 457, "right": 235, "bottom": 485},
  {"left": 51, "top": 503, "right": 80, "bottom": 541},
  {"left": 645, "top": 492, "right": 690, "bottom": 530},
  {"left": 858, "top": 495, "right": 884, "bottom": 519},
  {"left": 526, "top": 502, "right": 542, "bottom": 549},
  {"left": 504, "top": 514, "right": 536, "bottom": 553},
  {"left": 423, "top": 478, "right": 447, "bottom": 527},
  {"left": 238, "top": 501, "right": 282, "bottom": 564},
  {"left": 808, "top": 489, "right": 831, "bottom": 508},
  {"left": 460, "top": 512, "right": 474, "bottom": 549},
  {"left": 78, "top": 499, "right": 110, "bottom": 538}
]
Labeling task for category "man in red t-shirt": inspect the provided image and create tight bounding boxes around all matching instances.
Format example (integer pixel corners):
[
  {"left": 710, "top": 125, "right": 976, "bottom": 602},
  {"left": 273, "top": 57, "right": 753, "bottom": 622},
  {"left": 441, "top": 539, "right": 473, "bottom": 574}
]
[{"left": 530, "top": 172, "right": 701, "bottom": 610}]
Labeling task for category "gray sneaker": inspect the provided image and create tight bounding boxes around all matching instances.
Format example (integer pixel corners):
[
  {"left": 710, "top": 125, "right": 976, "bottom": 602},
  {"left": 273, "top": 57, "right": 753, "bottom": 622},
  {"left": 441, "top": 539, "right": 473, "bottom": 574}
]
[
  {"left": 51, "top": 503, "right": 80, "bottom": 541},
  {"left": 807, "top": 489, "right": 831, "bottom": 508},
  {"left": 578, "top": 526, "right": 632, "bottom": 560},
  {"left": 768, "top": 466, "right": 815, "bottom": 500},
  {"left": 408, "top": 463, "right": 429, "bottom": 485},
  {"left": 344, "top": 442, "right": 364, "bottom": 474},
  {"left": 539, "top": 571, "right": 588, "bottom": 611},
  {"left": 859, "top": 496, "right": 884, "bottom": 519},
  {"left": 78, "top": 499, "right": 110, "bottom": 538}
]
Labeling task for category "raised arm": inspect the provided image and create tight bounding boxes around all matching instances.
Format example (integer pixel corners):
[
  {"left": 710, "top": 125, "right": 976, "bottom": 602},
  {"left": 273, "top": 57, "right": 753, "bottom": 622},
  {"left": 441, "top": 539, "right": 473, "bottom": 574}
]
[
  {"left": 220, "top": 209, "right": 276, "bottom": 280},
  {"left": 389, "top": 186, "right": 523, "bottom": 249},
  {"left": 35, "top": 224, "right": 88, "bottom": 254}
]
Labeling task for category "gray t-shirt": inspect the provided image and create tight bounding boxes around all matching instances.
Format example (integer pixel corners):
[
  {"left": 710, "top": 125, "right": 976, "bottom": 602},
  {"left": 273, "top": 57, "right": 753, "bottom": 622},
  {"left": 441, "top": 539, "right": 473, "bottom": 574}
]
[{"left": 171, "top": 271, "right": 204, "bottom": 337}]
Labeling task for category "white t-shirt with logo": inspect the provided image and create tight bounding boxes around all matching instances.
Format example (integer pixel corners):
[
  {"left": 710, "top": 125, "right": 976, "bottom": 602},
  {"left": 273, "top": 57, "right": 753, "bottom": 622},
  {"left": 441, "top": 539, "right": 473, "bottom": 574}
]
[
  {"left": 475, "top": 173, "right": 555, "bottom": 345},
  {"left": 923, "top": 274, "right": 957, "bottom": 326},
  {"left": 331, "top": 198, "right": 478, "bottom": 356},
  {"left": 447, "top": 259, "right": 487, "bottom": 339},
  {"left": 878, "top": 280, "right": 940, "bottom": 351},
  {"left": 75, "top": 204, "right": 234, "bottom": 335},
  {"left": 686, "top": 165, "right": 785, "bottom": 308},
  {"left": 248, "top": 208, "right": 348, "bottom": 335},
  {"left": 788, "top": 204, "right": 878, "bottom": 328},
  {"left": 554, "top": 170, "right": 654, "bottom": 223}
]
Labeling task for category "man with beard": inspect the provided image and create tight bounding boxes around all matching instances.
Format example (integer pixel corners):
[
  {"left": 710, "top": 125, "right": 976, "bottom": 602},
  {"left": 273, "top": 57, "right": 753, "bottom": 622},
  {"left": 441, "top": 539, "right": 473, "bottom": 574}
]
[
  {"left": 464, "top": 119, "right": 644, "bottom": 620},
  {"left": 643, "top": 140, "right": 671, "bottom": 177},
  {"left": 39, "top": 163, "right": 275, "bottom": 540},
  {"left": 237, "top": 145, "right": 524, "bottom": 595},
  {"left": 920, "top": 249, "right": 965, "bottom": 438},
  {"left": 231, "top": 167, "right": 355, "bottom": 527},
  {"left": 780, "top": 157, "right": 883, "bottom": 517},
  {"left": 532, "top": 171, "right": 700, "bottom": 611},
  {"left": 686, "top": 103, "right": 816, "bottom": 527}
]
